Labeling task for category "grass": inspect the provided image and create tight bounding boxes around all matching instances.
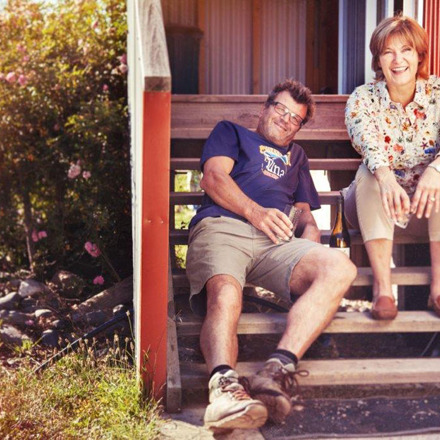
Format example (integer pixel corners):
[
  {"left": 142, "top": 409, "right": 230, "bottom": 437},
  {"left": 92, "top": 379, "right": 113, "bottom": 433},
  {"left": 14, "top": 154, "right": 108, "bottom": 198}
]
[{"left": 0, "top": 336, "right": 162, "bottom": 439}]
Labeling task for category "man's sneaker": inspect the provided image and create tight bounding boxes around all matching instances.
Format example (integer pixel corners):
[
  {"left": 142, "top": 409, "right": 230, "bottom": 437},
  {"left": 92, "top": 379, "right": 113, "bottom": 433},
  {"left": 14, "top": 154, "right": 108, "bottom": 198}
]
[
  {"left": 244, "top": 359, "right": 308, "bottom": 424},
  {"left": 204, "top": 369, "right": 268, "bottom": 432}
]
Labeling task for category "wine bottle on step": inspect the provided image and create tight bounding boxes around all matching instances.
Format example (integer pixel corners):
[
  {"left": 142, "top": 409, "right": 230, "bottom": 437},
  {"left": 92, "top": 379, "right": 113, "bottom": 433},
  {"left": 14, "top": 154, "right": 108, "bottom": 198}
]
[{"left": 329, "top": 193, "right": 351, "bottom": 257}]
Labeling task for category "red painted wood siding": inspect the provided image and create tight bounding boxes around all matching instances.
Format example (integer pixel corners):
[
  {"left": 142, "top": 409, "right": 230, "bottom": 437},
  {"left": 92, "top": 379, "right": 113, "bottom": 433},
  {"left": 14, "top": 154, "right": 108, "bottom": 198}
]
[{"left": 425, "top": 0, "right": 440, "bottom": 75}]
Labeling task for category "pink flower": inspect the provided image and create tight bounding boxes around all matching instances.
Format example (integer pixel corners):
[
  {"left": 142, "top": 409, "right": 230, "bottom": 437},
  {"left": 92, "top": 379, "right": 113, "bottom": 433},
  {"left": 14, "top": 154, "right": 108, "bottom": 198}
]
[
  {"left": 0, "top": 73, "right": 5, "bottom": 81},
  {"left": 82, "top": 170, "right": 91, "bottom": 179},
  {"left": 6, "top": 72, "right": 16, "bottom": 83},
  {"left": 119, "top": 54, "right": 127, "bottom": 65},
  {"left": 18, "top": 75, "right": 28, "bottom": 86},
  {"left": 102, "top": 84, "right": 109, "bottom": 92},
  {"left": 68, "top": 162, "right": 81, "bottom": 179},
  {"left": 17, "top": 44, "right": 26, "bottom": 53},
  {"left": 31, "top": 230, "right": 39, "bottom": 242},
  {"left": 93, "top": 275, "right": 104, "bottom": 285},
  {"left": 38, "top": 230, "right": 47, "bottom": 239},
  {"left": 25, "top": 319, "right": 35, "bottom": 326},
  {"left": 22, "top": 55, "right": 30, "bottom": 63},
  {"left": 119, "top": 64, "right": 128, "bottom": 74},
  {"left": 85, "top": 241, "right": 101, "bottom": 257}
]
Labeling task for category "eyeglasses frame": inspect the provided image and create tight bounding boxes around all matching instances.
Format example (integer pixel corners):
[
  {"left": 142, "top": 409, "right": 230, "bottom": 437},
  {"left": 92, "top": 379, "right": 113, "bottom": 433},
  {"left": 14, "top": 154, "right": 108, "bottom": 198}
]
[{"left": 269, "top": 100, "right": 305, "bottom": 127}]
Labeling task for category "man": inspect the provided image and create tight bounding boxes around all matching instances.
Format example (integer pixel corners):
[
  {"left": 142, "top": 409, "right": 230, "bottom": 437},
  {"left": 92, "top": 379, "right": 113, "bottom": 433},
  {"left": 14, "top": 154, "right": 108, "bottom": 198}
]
[{"left": 186, "top": 79, "right": 357, "bottom": 432}]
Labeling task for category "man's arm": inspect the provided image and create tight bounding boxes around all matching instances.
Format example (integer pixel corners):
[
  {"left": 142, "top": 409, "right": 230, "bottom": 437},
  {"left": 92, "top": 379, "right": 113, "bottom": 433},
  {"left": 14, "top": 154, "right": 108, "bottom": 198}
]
[
  {"left": 293, "top": 202, "right": 321, "bottom": 243},
  {"left": 201, "top": 156, "right": 293, "bottom": 244}
]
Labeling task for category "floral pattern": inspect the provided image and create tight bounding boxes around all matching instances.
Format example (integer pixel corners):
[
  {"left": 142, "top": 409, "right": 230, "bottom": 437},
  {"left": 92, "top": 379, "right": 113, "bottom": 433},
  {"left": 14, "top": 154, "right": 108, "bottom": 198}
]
[{"left": 345, "top": 75, "right": 440, "bottom": 194}]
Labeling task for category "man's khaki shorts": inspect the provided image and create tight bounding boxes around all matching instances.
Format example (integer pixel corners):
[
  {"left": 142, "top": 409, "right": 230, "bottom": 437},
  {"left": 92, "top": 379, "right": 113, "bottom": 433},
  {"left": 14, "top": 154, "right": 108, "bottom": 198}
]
[{"left": 186, "top": 216, "right": 321, "bottom": 316}]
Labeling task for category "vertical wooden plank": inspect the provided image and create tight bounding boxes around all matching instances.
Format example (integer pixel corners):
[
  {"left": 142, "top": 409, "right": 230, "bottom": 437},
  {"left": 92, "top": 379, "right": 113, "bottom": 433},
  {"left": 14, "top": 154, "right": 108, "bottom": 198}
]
[
  {"left": 141, "top": 90, "right": 171, "bottom": 398},
  {"left": 424, "top": 0, "right": 440, "bottom": 76},
  {"left": 198, "top": 0, "right": 206, "bottom": 94},
  {"left": 252, "top": 0, "right": 261, "bottom": 94}
]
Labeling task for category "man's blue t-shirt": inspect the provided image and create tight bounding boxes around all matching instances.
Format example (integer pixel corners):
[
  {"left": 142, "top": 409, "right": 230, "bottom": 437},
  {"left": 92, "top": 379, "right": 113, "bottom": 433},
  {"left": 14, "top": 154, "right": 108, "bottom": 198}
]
[{"left": 189, "top": 121, "right": 320, "bottom": 228}]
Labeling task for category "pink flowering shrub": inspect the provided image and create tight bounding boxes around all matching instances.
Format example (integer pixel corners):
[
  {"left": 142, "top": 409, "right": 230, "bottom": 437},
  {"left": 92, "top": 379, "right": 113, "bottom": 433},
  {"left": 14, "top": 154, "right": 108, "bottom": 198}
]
[
  {"left": 84, "top": 242, "right": 101, "bottom": 258},
  {"left": 0, "top": 0, "right": 131, "bottom": 288},
  {"left": 93, "top": 275, "right": 104, "bottom": 285}
]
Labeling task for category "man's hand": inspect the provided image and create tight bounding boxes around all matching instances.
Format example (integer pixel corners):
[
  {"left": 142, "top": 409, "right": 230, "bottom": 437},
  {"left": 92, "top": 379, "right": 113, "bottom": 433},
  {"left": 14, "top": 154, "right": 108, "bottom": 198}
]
[
  {"left": 375, "top": 167, "right": 410, "bottom": 223},
  {"left": 294, "top": 202, "right": 321, "bottom": 243},
  {"left": 411, "top": 165, "right": 440, "bottom": 218},
  {"left": 248, "top": 206, "right": 293, "bottom": 244}
]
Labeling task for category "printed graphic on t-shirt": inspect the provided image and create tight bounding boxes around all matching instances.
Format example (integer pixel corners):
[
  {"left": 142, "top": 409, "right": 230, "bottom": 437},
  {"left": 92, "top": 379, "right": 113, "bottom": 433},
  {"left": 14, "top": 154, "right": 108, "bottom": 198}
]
[{"left": 260, "top": 145, "right": 291, "bottom": 179}]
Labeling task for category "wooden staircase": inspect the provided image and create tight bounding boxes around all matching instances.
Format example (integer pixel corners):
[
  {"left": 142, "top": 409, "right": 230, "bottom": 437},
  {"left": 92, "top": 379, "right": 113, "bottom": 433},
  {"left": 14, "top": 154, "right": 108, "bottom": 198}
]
[{"left": 166, "top": 94, "right": 440, "bottom": 413}]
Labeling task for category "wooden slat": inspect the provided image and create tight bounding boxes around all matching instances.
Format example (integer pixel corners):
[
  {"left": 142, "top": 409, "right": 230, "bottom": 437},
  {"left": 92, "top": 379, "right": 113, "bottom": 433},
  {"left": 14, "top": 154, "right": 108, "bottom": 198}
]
[
  {"left": 180, "top": 358, "right": 440, "bottom": 388},
  {"left": 170, "top": 228, "right": 427, "bottom": 245},
  {"left": 171, "top": 95, "right": 349, "bottom": 141},
  {"left": 170, "top": 157, "right": 362, "bottom": 171},
  {"left": 170, "top": 190, "right": 340, "bottom": 206},
  {"left": 166, "top": 263, "right": 182, "bottom": 413},
  {"left": 172, "top": 266, "right": 431, "bottom": 289},
  {"left": 176, "top": 311, "right": 440, "bottom": 336}
]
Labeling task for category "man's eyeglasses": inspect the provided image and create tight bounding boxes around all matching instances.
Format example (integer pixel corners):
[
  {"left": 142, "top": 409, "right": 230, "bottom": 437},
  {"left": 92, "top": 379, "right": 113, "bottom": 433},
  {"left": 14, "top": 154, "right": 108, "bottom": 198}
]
[{"left": 270, "top": 101, "right": 304, "bottom": 127}]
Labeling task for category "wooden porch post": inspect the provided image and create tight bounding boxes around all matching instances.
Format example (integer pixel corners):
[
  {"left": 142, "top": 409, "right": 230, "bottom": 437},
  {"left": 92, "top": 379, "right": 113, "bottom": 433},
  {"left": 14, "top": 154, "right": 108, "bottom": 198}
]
[
  {"left": 424, "top": 0, "right": 440, "bottom": 76},
  {"left": 130, "top": 0, "right": 171, "bottom": 399}
]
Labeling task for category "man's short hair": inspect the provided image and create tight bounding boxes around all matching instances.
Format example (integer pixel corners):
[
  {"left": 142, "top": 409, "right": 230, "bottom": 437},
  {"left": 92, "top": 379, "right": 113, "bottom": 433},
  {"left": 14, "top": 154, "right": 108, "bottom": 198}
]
[
  {"left": 370, "top": 15, "right": 429, "bottom": 81},
  {"left": 265, "top": 79, "right": 315, "bottom": 125}
]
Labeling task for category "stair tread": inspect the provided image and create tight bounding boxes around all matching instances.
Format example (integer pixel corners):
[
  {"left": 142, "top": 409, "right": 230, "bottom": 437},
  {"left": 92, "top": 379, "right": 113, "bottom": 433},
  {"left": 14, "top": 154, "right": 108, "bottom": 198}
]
[
  {"left": 180, "top": 358, "right": 440, "bottom": 388},
  {"left": 172, "top": 266, "right": 431, "bottom": 287},
  {"left": 176, "top": 310, "right": 440, "bottom": 336}
]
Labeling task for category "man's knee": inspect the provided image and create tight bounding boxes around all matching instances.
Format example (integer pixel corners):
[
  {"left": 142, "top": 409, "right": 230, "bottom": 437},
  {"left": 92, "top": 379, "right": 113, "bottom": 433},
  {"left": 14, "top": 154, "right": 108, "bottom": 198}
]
[
  {"left": 317, "top": 249, "right": 357, "bottom": 287},
  {"left": 205, "top": 274, "right": 243, "bottom": 314}
]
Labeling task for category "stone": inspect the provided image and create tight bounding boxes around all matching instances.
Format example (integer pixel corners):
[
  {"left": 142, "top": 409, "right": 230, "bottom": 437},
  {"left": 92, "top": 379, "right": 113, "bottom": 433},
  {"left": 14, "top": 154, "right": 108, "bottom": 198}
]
[
  {"left": 20, "top": 297, "right": 38, "bottom": 313},
  {"left": 0, "top": 310, "right": 33, "bottom": 327},
  {"left": 113, "top": 304, "right": 129, "bottom": 316},
  {"left": 0, "top": 325, "right": 31, "bottom": 346},
  {"left": 51, "top": 270, "right": 85, "bottom": 299},
  {"left": 85, "top": 310, "right": 108, "bottom": 327},
  {"left": 35, "top": 309, "right": 53, "bottom": 319},
  {"left": 40, "top": 329, "right": 60, "bottom": 347},
  {"left": 51, "top": 319, "right": 71, "bottom": 331},
  {"left": 18, "top": 279, "right": 47, "bottom": 298},
  {"left": 0, "top": 292, "right": 22, "bottom": 310}
]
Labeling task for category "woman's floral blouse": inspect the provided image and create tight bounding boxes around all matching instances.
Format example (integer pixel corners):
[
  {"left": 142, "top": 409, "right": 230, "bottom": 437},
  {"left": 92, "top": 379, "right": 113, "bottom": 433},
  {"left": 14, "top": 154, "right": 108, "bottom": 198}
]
[{"left": 345, "top": 75, "right": 440, "bottom": 195}]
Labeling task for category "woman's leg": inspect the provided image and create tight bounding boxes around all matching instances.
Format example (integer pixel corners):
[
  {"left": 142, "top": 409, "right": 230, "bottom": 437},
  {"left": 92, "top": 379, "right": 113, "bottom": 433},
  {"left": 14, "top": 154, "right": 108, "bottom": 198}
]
[
  {"left": 428, "top": 211, "right": 440, "bottom": 314},
  {"left": 345, "top": 165, "right": 397, "bottom": 318}
]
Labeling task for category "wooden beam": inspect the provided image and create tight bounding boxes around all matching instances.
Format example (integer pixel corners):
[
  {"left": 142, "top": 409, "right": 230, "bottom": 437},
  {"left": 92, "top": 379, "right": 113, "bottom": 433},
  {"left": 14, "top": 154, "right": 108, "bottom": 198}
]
[
  {"left": 176, "top": 311, "right": 440, "bottom": 336},
  {"left": 138, "top": 0, "right": 171, "bottom": 92},
  {"left": 170, "top": 158, "right": 361, "bottom": 171},
  {"left": 252, "top": 0, "right": 261, "bottom": 94},
  {"left": 197, "top": 0, "right": 206, "bottom": 93},
  {"left": 172, "top": 266, "right": 432, "bottom": 289},
  {"left": 181, "top": 358, "right": 440, "bottom": 388}
]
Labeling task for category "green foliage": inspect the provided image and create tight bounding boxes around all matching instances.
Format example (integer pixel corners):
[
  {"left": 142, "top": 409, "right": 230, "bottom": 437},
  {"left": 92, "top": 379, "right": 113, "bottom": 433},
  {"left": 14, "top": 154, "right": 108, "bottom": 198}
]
[{"left": 0, "top": 0, "right": 131, "bottom": 288}]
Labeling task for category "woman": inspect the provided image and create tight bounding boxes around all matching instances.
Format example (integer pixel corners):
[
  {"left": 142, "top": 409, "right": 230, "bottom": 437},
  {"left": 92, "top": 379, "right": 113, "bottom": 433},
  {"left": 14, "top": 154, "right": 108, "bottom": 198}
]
[{"left": 344, "top": 15, "right": 440, "bottom": 320}]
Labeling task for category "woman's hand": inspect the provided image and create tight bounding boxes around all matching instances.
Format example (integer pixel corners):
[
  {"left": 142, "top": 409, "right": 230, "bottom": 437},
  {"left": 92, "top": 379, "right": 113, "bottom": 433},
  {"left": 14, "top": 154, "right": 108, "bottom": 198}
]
[
  {"left": 411, "top": 166, "right": 440, "bottom": 218},
  {"left": 375, "top": 167, "right": 410, "bottom": 223}
]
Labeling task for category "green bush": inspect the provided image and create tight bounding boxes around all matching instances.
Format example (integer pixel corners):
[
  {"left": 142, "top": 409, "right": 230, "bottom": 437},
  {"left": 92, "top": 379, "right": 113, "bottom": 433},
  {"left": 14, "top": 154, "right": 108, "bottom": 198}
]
[{"left": 0, "top": 0, "right": 131, "bottom": 288}]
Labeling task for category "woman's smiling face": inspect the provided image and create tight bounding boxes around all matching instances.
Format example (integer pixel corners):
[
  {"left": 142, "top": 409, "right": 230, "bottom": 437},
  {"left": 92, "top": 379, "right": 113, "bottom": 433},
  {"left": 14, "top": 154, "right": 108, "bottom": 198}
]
[{"left": 379, "top": 34, "right": 420, "bottom": 92}]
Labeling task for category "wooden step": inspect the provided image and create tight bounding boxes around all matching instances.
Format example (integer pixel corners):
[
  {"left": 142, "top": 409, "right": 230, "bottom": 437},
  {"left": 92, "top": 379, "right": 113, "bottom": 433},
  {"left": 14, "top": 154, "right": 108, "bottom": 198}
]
[
  {"left": 180, "top": 358, "right": 440, "bottom": 388},
  {"left": 170, "top": 228, "right": 427, "bottom": 246},
  {"left": 172, "top": 266, "right": 431, "bottom": 288},
  {"left": 170, "top": 190, "right": 341, "bottom": 206},
  {"left": 176, "top": 311, "right": 440, "bottom": 336},
  {"left": 171, "top": 157, "right": 362, "bottom": 171}
]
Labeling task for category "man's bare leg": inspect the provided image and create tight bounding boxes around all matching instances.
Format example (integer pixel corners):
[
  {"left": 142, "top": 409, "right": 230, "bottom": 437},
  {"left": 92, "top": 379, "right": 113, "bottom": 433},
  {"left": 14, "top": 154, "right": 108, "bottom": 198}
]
[
  {"left": 248, "top": 247, "right": 356, "bottom": 423},
  {"left": 278, "top": 247, "right": 357, "bottom": 357},
  {"left": 200, "top": 274, "right": 242, "bottom": 372},
  {"left": 200, "top": 274, "right": 268, "bottom": 431}
]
